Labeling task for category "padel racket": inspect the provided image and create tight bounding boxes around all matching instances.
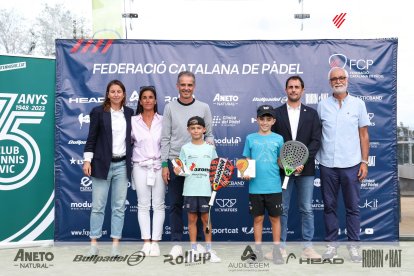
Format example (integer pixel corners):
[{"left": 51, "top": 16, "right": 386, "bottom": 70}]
[
  {"left": 206, "top": 157, "right": 234, "bottom": 234},
  {"left": 236, "top": 159, "right": 249, "bottom": 178},
  {"left": 280, "top": 141, "right": 309, "bottom": 190}
]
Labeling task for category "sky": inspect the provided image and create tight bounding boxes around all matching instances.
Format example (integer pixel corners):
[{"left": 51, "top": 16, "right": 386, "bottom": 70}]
[{"left": 2, "top": 0, "right": 412, "bottom": 128}]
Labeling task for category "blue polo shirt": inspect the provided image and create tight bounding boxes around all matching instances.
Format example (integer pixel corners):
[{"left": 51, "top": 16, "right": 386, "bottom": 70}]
[{"left": 316, "top": 93, "right": 370, "bottom": 168}]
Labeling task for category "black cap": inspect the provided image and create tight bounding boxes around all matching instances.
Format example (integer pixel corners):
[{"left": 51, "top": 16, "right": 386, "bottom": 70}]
[
  {"left": 257, "top": 105, "right": 275, "bottom": 118},
  {"left": 187, "top": 116, "right": 206, "bottom": 127}
]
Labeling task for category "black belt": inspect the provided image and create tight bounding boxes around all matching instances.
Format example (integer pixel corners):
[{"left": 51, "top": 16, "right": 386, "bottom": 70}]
[{"left": 111, "top": 156, "right": 126, "bottom": 162}]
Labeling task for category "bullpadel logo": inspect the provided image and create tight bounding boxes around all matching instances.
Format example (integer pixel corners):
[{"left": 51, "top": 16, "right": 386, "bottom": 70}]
[{"left": 0, "top": 93, "right": 44, "bottom": 190}]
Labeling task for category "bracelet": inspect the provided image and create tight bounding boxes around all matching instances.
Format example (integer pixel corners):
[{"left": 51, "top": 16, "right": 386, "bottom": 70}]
[
  {"left": 361, "top": 160, "right": 369, "bottom": 165},
  {"left": 162, "top": 161, "right": 168, "bottom": 168}
]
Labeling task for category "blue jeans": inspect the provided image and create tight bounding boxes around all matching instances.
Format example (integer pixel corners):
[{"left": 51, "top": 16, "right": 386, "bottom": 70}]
[
  {"left": 281, "top": 175, "right": 315, "bottom": 248},
  {"left": 90, "top": 160, "right": 128, "bottom": 239}
]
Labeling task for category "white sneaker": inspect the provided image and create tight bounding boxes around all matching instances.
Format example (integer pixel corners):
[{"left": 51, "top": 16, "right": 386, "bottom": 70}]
[
  {"left": 169, "top": 245, "right": 183, "bottom": 259},
  {"left": 141, "top": 243, "right": 151, "bottom": 256},
  {"left": 149, "top": 242, "right": 160, "bottom": 257},
  {"left": 196, "top": 243, "right": 206, "bottom": 253},
  {"left": 208, "top": 250, "right": 221, "bottom": 263}
]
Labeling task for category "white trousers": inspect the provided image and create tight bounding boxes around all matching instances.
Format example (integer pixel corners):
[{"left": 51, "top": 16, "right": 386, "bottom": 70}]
[{"left": 132, "top": 164, "right": 166, "bottom": 241}]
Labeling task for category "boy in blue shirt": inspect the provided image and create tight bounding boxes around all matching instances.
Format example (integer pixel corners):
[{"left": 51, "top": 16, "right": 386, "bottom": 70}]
[
  {"left": 173, "top": 116, "right": 220, "bottom": 263},
  {"left": 241, "top": 105, "right": 284, "bottom": 265}
]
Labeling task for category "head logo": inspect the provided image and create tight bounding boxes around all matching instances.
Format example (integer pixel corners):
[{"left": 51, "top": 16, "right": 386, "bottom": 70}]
[
  {"left": 78, "top": 113, "right": 90, "bottom": 129},
  {"left": 286, "top": 253, "right": 297, "bottom": 264},
  {"left": 332, "top": 13, "right": 347, "bottom": 28},
  {"left": 329, "top": 54, "right": 347, "bottom": 68}
]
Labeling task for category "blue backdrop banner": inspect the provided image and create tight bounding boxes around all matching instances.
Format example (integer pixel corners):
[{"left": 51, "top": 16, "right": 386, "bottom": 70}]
[{"left": 55, "top": 39, "right": 398, "bottom": 241}]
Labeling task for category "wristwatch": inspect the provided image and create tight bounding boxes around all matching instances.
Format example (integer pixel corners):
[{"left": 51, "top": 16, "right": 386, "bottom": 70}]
[{"left": 361, "top": 160, "right": 369, "bottom": 165}]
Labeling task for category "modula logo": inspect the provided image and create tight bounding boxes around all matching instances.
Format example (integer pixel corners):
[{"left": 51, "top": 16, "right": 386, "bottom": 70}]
[{"left": 0, "top": 93, "right": 45, "bottom": 190}]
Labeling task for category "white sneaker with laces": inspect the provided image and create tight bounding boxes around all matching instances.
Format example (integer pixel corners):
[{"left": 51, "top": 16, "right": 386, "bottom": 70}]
[
  {"left": 169, "top": 245, "right": 183, "bottom": 259},
  {"left": 196, "top": 243, "right": 206, "bottom": 253},
  {"left": 141, "top": 242, "right": 151, "bottom": 256},
  {"left": 208, "top": 250, "right": 221, "bottom": 263},
  {"left": 149, "top": 242, "right": 160, "bottom": 257},
  {"left": 322, "top": 245, "right": 338, "bottom": 259}
]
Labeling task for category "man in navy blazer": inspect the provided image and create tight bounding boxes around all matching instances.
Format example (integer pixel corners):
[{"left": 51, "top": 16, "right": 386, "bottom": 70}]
[{"left": 271, "top": 76, "right": 321, "bottom": 259}]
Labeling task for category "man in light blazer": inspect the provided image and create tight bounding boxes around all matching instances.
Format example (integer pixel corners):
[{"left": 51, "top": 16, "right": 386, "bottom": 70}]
[{"left": 271, "top": 75, "right": 322, "bottom": 259}]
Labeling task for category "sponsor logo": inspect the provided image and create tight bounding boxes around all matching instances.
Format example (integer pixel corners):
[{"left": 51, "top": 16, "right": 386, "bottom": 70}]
[
  {"left": 211, "top": 228, "right": 238, "bottom": 235},
  {"left": 361, "top": 179, "right": 379, "bottom": 190},
  {"left": 213, "top": 93, "right": 239, "bottom": 106},
  {"left": 228, "top": 180, "right": 245, "bottom": 188},
  {"left": 212, "top": 115, "right": 241, "bottom": 127},
  {"left": 70, "top": 39, "right": 113, "bottom": 54},
  {"left": 215, "top": 198, "right": 238, "bottom": 212},
  {"left": 368, "top": 156, "right": 376, "bottom": 167},
  {"left": 252, "top": 96, "right": 287, "bottom": 103},
  {"left": 357, "top": 95, "right": 383, "bottom": 102},
  {"left": 313, "top": 178, "right": 321, "bottom": 187},
  {"left": 70, "top": 201, "right": 92, "bottom": 210},
  {"left": 0, "top": 62, "right": 26, "bottom": 72},
  {"left": 68, "top": 97, "right": 104, "bottom": 104},
  {"left": 328, "top": 53, "right": 384, "bottom": 80},
  {"left": 80, "top": 176, "right": 92, "bottom": 192},
  {"left": 365, "top": 228, "right": 374, "bottom": 235},
  {"left": 124, "top": 199, "right": 137, "bottom": 213},
  {"left": 338, "top": 228, "right": 375, "bottom": 236},
  {"left": 0, "top": 93, "right": 46, "bottom": 191},
  {"left": 13, "top": 249, "right": 54, "bottom": 269},
  {"left": 164, "top": 226, "right": 189, "bottom": 235},
  {"left": 362, "top": 249, "right": 402, "bottom": 268},
  {"left": 368, "top": 113, "right": 375, "bottom": 126},
  {"left": 70, "top": 229, "right": 107, "bottom": 236},
  {"left": 305, "top": 93, "right": 329, "bottom": 105},
  {"left": 369, "top": 142, "right": 380, "bottom": 148},
  {"left": 164, "top": 251, "right": 211, "bottom": 266},
  {"left": 68, "top": 140, "right": 86, "bottom": 145},
  {"left": 78, "top": 113, "right": 90, "bottom": 129},
  {"left": 70, "top": 157, "right": 83, "bottom": 165},
  {"left": 359, "top": 198, "right": 379, "bottom": 209},
  {"left": 164, "top": 96, "right": 179, "bottom": 103},
  {"left": 332, "top": 13, "right": 347, "bottom": 28},
  {"left": 241, "top": 227, "right": 254, "bottom": 235},
  {"left": 242, "top": 226, "right": 272, "bottom": 234},
  {"left": 73, "top": 251, "right": 145, "bottom": 266},
  {"left": 214, "top": 136, "right": 241, "bottom": 146},
  {"left": 311, "top": 199, "right": 324, "bottom": 210}
]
